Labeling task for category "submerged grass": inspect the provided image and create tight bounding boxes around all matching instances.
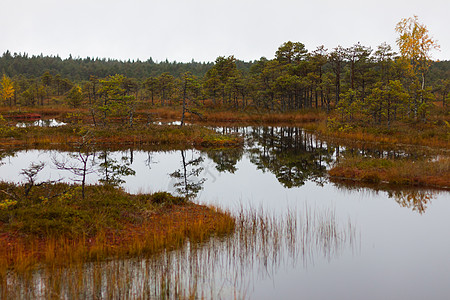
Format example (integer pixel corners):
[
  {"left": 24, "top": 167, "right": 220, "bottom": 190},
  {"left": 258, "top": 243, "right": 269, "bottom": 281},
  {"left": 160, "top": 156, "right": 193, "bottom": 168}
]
[
  {"left": 1, "top": 205, "right": 357, "bottom": 299},
  {"left": 0, "top": 183, "right": 235, "bottom": 277}
]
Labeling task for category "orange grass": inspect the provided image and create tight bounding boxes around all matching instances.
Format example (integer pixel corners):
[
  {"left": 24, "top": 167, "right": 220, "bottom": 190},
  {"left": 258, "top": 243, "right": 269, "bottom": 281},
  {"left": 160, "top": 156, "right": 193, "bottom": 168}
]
[
  {"left": 0, "top": 106, "right": 81, "bottom": 119},
  {"left": 306, "top": 118, "right": 450, "bottom": 149},
  {"left": 329, "top": 157, "right": 450, "bottom": 189},
  {"left": 145, "top": 106, "right": 326, "bottom": 125},
  {"left": 0, "top": 203, "right": 235, "bottom": 275},
  {"left": 0, "top": 124, "right": 243, "bottom": 149},
  {"left": 199, "top": 110, "right": 325, "bottom": 124},
  {"left": 0, "top": 205, "right": 357, "bottom": 299}
]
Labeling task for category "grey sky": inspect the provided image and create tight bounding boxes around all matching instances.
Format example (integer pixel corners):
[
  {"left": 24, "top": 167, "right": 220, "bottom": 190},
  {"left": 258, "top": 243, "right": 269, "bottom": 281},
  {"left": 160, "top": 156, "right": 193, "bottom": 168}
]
[{"left": 1, "top": 0, "right": 448, "bottom": 62}]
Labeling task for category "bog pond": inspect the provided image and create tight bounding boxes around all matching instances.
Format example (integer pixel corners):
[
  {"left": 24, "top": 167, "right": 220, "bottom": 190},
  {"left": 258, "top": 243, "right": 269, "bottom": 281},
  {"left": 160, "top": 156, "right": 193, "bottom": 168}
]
[{"left": 1, "top": 126, "right": 449, "bottom": 299}]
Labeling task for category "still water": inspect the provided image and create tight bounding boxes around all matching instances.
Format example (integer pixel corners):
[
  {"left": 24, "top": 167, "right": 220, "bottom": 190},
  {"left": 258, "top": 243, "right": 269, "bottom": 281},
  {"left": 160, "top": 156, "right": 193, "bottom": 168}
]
[{"left": 0, "top": 127, "right": 449, "bottom": 299}]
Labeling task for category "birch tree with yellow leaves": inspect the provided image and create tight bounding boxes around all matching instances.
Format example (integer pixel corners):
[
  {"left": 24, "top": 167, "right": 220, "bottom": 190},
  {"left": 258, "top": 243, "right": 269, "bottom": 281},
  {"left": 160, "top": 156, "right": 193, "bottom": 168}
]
[
  {"left": 396, "top": 16, "right": 440, "bottom": 89},
  {"left": 1, "top": 74, "right": 15, "bottom": 106},
  {"left": 396, "top": 16, "right": 440, "bottom": 119}
]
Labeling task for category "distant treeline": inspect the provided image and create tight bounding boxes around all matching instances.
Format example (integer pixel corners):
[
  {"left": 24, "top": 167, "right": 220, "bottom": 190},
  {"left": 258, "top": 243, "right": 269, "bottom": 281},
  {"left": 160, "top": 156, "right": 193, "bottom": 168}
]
[
  {"left": 429, "top": 61, "right": 450, "bottom": 84},
  {"left": 1, "top": 50, "right": 449, "bottom": 83},
  {"left": 0, "top": 51, "right": 254, "bottom": 80}
]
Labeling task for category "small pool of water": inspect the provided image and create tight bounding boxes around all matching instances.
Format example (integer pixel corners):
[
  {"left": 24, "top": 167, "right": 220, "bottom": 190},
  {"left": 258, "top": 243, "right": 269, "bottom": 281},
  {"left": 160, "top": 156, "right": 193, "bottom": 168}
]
[{"left": 15, "top": 119, "right": 66, "bottom": 128}]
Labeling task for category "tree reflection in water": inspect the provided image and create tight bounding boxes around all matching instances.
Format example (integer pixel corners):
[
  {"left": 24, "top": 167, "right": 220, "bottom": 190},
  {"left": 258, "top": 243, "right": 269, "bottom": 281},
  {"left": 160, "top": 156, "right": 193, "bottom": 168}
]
[
  {"left": 247, "top": 127, "right": 334, "bottom": 187},
  {"left": 389, "top": 190, "right": 434, "bottom": 214},
  {"left": 169, "top": 150, "right": 206, "bottom": 199},
  {"left": 96, "top": 150, "right": 135, "bottom": 187},
  {"left": 333, "top": 181, "right": 437, "bottom": 214},
  {"left": 205, "top": 147, "right": 244, "bottom": 173}
]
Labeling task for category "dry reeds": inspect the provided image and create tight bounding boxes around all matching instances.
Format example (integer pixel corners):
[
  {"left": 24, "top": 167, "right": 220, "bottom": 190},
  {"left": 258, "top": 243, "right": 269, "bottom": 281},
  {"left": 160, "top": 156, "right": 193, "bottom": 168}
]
[
  {"left": 1, "top": 205, "right": 357, "bottom": 299},
  {"left": 0, "top": 204, "right": 235, "bottom": 275}
]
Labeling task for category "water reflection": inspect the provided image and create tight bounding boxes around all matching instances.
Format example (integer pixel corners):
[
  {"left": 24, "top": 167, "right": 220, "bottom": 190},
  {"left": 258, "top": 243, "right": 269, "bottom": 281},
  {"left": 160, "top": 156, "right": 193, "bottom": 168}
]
[
  {"left": 169, "top": 150, "right": 206, "bottom": 199},
  {"left": 0, "top": 149, "right": 16, "bottom": 167},
  {"left": 211, "top": 126, "right": 428, "bottom": 188},
  {"left": 216, "top": 125, "right": 429, "bottom": 160},
  {"left": 0, "top": 125, "right": 446, "bottom": 210},
  {"left": 204, "top": 147, "right": 244, "bottom": 173},
  {"left": 247, "top": 127, "right": 333, "bottom": 187},
  {"left": 1, "top": 206, "right": 358, "bottom": 299},
  {"left": 389, "top": 190, "right": 433, "bottom": 214},
  {"left": 96, "top": 150, "right": 135, "bottom": 186},
  {"left": 332, "top": 180, "right": 437, "bottom": 214},
  {"left": 16, "top": 119, "right": 66, "bottom": 128}
]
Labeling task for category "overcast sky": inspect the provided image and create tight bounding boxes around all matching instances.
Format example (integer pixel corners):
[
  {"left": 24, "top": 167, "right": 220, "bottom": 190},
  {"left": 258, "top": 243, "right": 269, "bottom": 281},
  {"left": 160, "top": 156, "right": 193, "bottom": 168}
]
[{"left": 1, "top": 0, "right": 448, "bottom": 62}]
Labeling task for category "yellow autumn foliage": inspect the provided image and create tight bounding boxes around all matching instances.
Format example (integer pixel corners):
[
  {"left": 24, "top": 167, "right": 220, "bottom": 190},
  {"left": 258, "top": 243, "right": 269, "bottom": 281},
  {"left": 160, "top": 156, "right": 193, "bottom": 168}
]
[{"left": 1, "top": 74, "right": 15, "bottom": 105}]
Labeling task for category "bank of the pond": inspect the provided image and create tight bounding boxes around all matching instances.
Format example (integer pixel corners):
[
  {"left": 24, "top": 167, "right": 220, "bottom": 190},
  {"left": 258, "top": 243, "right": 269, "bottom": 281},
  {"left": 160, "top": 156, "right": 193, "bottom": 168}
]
[
  {"left": 4, "top": 106, "right": 448, "bottom": 148},
  {"left": 150, "top": 108, "right": 327, "bottom": 126},
  {"left": 1, "top": 106, "right": 326, "bottom": 126},
  {"left": 329, "top": 156, "right": 450, "bottom": 189},
  {"left": 0, "top": 123, "right": 242, "bottom": 149},
  {"left": 0, "top": 183, "right": 235, "bottom": 275},
  {"left": 305, "top": 118, "right": 450, "bottom": 150},
  {"left": 153, "top": 109, "right": 449, "bottom": 150}
]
